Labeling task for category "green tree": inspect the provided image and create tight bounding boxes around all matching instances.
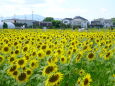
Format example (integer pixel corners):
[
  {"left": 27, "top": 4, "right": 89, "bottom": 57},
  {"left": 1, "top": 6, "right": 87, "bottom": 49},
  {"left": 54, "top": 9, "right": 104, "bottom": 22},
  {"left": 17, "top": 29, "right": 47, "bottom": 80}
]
[
  {"left": 3, "top": 22, "right": 8, "bottom": 29},
  {"left": 111, "top": 18, "right": 115, "bottom": 25},
  {"left": 52, "top": 20, "right": 61, "bottom": 28},
  {"left": 43, "top": 17, "right": 54, "bottom": 22}
]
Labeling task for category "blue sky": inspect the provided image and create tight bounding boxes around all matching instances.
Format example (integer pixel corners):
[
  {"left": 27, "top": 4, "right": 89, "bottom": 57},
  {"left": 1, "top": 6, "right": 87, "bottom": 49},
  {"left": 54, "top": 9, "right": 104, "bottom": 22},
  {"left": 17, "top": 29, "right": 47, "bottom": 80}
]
[{"left": 0, "top": 0, "right": 115, "bottom": 20}]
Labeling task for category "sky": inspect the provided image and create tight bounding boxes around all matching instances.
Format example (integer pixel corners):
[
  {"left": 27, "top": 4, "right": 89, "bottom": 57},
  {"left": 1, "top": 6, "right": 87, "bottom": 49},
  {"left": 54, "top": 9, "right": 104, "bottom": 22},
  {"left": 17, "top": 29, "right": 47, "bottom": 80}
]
[{"left": 0, "top": 0, "right": 115, "bottom": 21}]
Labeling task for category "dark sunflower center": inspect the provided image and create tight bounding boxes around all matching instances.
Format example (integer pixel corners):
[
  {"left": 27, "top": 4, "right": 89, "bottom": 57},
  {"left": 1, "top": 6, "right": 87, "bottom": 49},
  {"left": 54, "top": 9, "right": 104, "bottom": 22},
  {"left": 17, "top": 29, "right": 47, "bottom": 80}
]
[
  {"left": 106, "top": 52, "right": 110, "bottom": 58},
  {"left": 83, "top": 46, "right": 87, "bottom": 50},
  {"left": 0, "top": 57, "right": 3, "bottom": 62},
  {"left": 45, "top": 66, "right": 54, "bottom": 74},
  {"left": 18, "top": 59, "right": 24, "bottom": 65},
  {"left": 46, "top": 50, "right": 51, "bottom": 55},
  {"left": 42, "top": 46, "right": 46, "bottom": 49},
  {"left": 32, "top": 52, "right": 36, "bottom": 56},
  {"left": 23, "top": 47, "right": 28, "bottom": 52},
  {"left": 10, "top": 57, "right": 14, "bottom": 62},
  {"left": 18, "top": 73, "right": 26, "bottom": 81},
  {"left": 61, "top": 58, "right": 65, "bottom": 62},
  {"left": 73, "top": 49, "right": 76, "bottom": 52},
  {"left": 14, "top": 42, "right": 18, "bottom": 46},
  {"left": 57, "top": 50, "right": 61, "bottom": 54},
  {"left": 84, "top": 78, "right": 89, "bottom": 85},
  {"left": 4, "top": 47, "right": 9, "bottom": 52},
  {"left": 49, "top": 74, "right": 59, "bottom": 82},
  {"left": 13, "top": 71, "right": 18, "bottom": 76},
  {"left": 15, "top": 50, "right": 19, "bottom": 54},
  {"left": 27, "top": 70, "right": 31, "bottom": 75},
  {"left": 31, "top": 62, "right": 35, "bottom": 67},
  {"left": 88, "top": 53, "right": 94, "bottom": 58},
  {"left": 10, "top": 66, "right": 16, "bottom": 72},
  {"left": 38, "top": 53, "right": 42, "bottom": 57}
]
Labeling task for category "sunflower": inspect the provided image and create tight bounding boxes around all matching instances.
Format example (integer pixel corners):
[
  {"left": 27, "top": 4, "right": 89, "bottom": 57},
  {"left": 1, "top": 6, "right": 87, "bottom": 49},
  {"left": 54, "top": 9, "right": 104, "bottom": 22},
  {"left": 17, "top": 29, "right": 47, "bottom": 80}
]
[
  {"left": 22, "top": 44, "right": 29, "bottom": 53},
  {"left": 76, "top": 52, "right": 83, "bottom": 63},
  {"left": 17, "top": 58, "right": 27, "bottom": 68},
  {"left": 0, "top": 55, "right": 4, "bottom": 65},
  {"left": 104, "top": 50, "right": 113, "bottom": 60},
  {"left": 42, "top": 63, "right": 58, "bottom": 76},
  {"left": 16, "top": 72, "right": 28, "bottom": 83},
  {"left": 2, "top": 44, "right": 10, "bottom": 54},
  {"left": 14, "top": 49, "right": 20, "bottom": 56},
  {"left": 45, "top": 48, "right": 52, "bottom": 56},
  {"left": 77, "top": 77, "right": 82, "bottom": 85},
  {"left": 60, "top": 55, "right": 67, "bottom": 64},
  {"left": 37, "top": 50, "right": 45, "bottom": 59},
  {"left": 86, "top": 52, "right": 95, "bottom": 61},
  {"left": 7, "top": 65, "right": 18, "bottom": 75},
  {"left": 11, "top": 69, "right": 19, "bottom": 78},
  {"left": 8, "top": 55, "right": 16, "bottom": 64},
  {"left": 45, "top": 72, "right": 63, "bottom": 86},
  {"left": 81, "top": 73, "right": 92, "bottom": 86},
  {"left": 79, "top": 69, "right": 85, "bottom": 76},
  {"left": 29, "top": 60, "right": 39, "bottom": 69},
  {"left": 25, "top": 68, "right": 33, "bottom": 77}
]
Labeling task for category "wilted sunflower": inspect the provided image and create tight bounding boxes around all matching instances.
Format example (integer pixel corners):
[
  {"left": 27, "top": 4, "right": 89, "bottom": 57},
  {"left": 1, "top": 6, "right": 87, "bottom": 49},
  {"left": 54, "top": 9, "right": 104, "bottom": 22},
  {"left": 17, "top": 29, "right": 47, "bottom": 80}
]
[
  {"left": 81, "top": 73, "right": 92, "bottom": 86},
  {"left": 45, "top": 72, "right": 63, "bottom": 86},
  {"left": 43, "top": 63, "right": 58, "bottom": 76}
]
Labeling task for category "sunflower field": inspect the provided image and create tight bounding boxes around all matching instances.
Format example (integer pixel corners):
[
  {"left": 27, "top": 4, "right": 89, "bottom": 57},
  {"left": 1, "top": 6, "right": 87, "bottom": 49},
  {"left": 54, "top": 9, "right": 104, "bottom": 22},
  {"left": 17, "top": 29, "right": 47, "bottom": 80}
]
[{"left": 0, "top": 29, "right": 115, "bottom": 86}]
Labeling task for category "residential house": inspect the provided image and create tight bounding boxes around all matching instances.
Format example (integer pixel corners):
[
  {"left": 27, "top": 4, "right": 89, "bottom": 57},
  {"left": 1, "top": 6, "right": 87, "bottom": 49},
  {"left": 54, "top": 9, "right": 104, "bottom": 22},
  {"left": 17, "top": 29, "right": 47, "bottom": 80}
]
[
  {"left": 91, "top": 18, "right": 113, "bottom": 28},
  {"left": 2, "top": 19, "right": 36, "bottom": 27},
  {"left": 62, "top": 18, "right": 73, "bottom": 25},
  {"left": 62, "top": 16, "right": 89, "bottom": 28}
]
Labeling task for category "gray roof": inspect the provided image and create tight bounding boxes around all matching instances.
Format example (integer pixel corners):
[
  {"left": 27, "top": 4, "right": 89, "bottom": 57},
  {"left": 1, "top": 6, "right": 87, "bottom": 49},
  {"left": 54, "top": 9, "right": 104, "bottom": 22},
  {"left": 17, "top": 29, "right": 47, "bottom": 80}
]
[
  {"left": 73, "top": 16, "right": 88, "bottom": 21},
  {"left": 63, "top": 18, "right": 73, "bottom": 20}
]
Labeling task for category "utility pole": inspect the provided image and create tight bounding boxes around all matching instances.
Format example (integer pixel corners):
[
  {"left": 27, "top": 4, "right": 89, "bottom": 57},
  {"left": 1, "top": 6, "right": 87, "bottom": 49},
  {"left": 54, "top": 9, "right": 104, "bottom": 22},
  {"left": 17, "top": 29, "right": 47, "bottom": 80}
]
[{"left": 32, "top": 10, "right": 34, "bottom": 29}]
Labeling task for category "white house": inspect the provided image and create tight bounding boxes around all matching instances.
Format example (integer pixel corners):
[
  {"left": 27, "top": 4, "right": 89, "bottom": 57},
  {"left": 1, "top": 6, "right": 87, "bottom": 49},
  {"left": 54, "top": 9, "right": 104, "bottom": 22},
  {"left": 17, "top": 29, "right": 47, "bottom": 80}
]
[
  {"left": 104, "top": 19, "right": 113, "bottom": 28},
  {"left": 62, "top": 16, "right": 89, "bottom": 28},
  {"left": 71, "top": 16, "right": 89, "bottom": 28},
  {"left": 62, "top": 18, "right": 73, "bottom": 25},
  {"left": 91, "top": 18, "right": 113, "bottom": 28}
]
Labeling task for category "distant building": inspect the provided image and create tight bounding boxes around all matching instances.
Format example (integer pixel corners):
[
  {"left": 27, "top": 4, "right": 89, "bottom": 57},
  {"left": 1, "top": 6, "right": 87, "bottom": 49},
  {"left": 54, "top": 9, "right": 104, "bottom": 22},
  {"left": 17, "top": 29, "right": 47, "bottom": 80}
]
[
  {"left": 62, "top": 18, "right": 72, "bottom": 25},
  {"left": 104, "top": 19, "right": 113, "bottom": 28},
  {"left": 33, "top": 21, "right": 52, "bottom": 28},
  {"left": 62, "top": 16, "right": 89, "bottom": 28},
  {"left": 0, "top": 22, "right": 15, "bottom": 29},
  {"left": 2, "top": 19, "right": 36, "bottom": 27},
  {"left": 71, "top": 16, "right": 89, "bottom": 28},
  {"left": 91, "top": 18, "right": 113, "bottom": 28}
]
